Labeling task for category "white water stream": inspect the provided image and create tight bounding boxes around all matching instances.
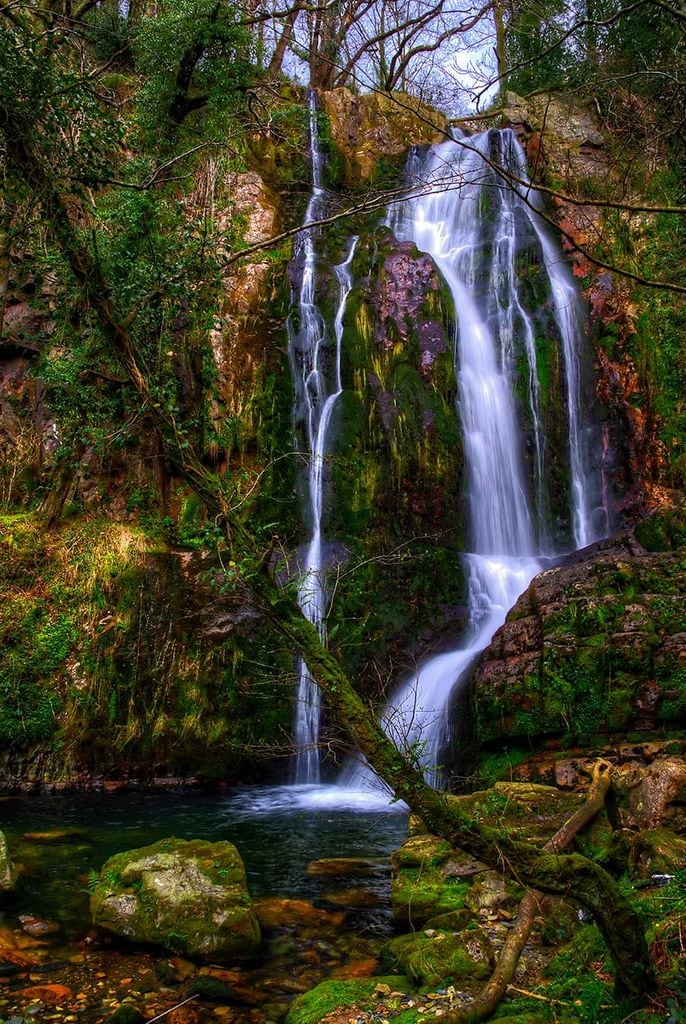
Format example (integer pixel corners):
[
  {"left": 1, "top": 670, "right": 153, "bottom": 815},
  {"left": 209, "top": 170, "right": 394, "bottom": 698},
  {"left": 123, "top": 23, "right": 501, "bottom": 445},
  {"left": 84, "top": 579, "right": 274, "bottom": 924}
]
[
  {"left": 284, "top": 117, "right": 607, "bottom": 808},
  {"left": 343, "top": 128, "right": 606, "bottom": 793},
  {"left": 288, "top": 95, "right": 360, "bottom": 784}
]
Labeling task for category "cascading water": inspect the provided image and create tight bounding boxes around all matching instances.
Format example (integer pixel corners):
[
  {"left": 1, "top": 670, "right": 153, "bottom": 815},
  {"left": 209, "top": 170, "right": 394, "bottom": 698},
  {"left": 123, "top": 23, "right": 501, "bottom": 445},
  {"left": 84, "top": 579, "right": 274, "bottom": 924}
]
[
  {"left": 345, "top": 127, "right": 606, "bottom": 790},
  {"left": 287, "top": 93, "right": 360, "bottom": 784}
]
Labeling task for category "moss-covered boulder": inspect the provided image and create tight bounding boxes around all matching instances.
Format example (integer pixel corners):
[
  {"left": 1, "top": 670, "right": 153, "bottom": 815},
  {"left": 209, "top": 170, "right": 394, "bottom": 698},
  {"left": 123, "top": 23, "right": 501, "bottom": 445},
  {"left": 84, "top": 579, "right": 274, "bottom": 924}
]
[
  {"left": 90, "top": 838, "right": 260, "bottom": 961},
  {"left": 284, "top": 977, "right": 411, "bottom": 1024},
  {"left": 0, "top": 831, "right": 17, "bottom": 892},
  {"left": 382, "top": 926, "right": 494, "bottom": 988},
  {"left": 391, "top": 834, "right": 473, "bottom": 926},
  {"left": 628, "top": 827, "right": 686, "bottom": 877},
  {"left": 472, "top": 533, "right": 686, "bottom": 747}
]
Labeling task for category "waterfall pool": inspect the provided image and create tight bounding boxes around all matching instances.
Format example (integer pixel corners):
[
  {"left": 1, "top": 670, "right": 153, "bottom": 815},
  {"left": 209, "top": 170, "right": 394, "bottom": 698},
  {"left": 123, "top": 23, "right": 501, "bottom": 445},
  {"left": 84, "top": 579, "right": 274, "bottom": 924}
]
[
  {"left": 0, "top": 788, "right": 408, "bottom": 940},
  {"left": 0, "top": 788, "right": 409, "bottom": 1022}
]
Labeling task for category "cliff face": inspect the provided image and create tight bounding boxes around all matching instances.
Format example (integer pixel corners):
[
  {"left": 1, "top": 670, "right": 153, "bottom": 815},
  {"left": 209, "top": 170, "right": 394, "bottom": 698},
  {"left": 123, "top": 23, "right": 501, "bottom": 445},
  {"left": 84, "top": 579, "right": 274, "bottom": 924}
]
[
  {"left": 473, "top": 524, "right": 686, "bottom": 751},
  {"left": 501, "top": 90, "right": 675, "bottom": 516},
  {"left": 0, "top": 89, "right": 470, "bottom": 785},
  {"left": 0, "top": 87, "right": 683, "bottom": 787},
  {"left": 461, "top": 94, "right": 686, "bottom": 783}
]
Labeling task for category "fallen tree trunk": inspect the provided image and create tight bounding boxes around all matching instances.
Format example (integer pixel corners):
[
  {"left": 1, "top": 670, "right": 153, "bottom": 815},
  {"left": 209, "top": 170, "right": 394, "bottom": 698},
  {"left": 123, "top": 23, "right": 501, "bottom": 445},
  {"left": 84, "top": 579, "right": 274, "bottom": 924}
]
[{"left": 444, "top": 761, "right": 613, "bottom": 1023}]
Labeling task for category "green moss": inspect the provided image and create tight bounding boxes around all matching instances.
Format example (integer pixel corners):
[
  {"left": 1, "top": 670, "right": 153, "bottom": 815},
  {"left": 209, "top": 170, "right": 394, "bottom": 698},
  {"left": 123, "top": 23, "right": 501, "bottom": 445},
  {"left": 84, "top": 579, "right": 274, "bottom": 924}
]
[
  {"left": 492, "top": 1013, "right": 553, "bottom": 1024},
  {"left": 91, "top": 838, "right": 261, "bottom": 960},
  {"left": 635, "top": 509, "right": 686, "bottom": 552},
  {"left": 185, "top": 977, "right": 236, "bottom": 1002},
  {"left": 382, "top": 928, "right": 493, "bottom": 988},
  {"left": 284, "top": 977, "right": 412, "bottom": 1024},
  {"left": 106, "top": 1006, "right": 146, "bottom": 1024},
  {"left": 479, "top": 749, "right": 528, "bottom": 786},
  {"left": 391, "top": 841, "right": 472, "bottom": 927},
  {"left": 0, "top": 513, "right": 292, "bottom": 780}
]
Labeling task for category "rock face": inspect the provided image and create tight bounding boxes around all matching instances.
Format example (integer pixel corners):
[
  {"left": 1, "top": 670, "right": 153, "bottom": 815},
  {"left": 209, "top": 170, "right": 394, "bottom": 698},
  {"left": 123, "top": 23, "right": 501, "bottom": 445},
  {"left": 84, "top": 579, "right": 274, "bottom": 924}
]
[
  {"left": 499, "top": 91, "right": 667, "bottom": 513},
  {"left": 90, "top": 838, "right": 261, "bottom": 961},
  {"left": 321, "top": 89, "right": 448, "bottom": 182},
  {"left": 0, "top": 831, "right": 17, "bottom": 892},
  {"left": 472, "top": 533, "right": 686, "bottom": 746},
  {"left": 211, "top": 171, "right": 280, "bottom": 417}
]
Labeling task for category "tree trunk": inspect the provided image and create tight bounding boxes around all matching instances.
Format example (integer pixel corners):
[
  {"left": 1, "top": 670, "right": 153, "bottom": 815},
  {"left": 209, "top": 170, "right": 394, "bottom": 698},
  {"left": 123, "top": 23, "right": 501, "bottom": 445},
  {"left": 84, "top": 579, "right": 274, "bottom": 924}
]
[
  {"left": 443, "top": 762, "right": 613, "bottom": 1023},
  {"left": 492, "top": 0, "right": 507, "bottom": 101},
  {"left": 268, "top": 10, "right": 297, "bottom": 74}
]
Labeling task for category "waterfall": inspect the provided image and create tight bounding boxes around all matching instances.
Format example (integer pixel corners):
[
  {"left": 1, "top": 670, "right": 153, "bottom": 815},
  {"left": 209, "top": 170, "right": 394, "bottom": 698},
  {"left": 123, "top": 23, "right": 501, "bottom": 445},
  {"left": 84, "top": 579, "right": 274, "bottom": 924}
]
[
  {"left": 288, "top": 94, "right": 360, "bottom": 784},
  {"left": 346, "top": 127, "right": 605, "bottom": 789}
]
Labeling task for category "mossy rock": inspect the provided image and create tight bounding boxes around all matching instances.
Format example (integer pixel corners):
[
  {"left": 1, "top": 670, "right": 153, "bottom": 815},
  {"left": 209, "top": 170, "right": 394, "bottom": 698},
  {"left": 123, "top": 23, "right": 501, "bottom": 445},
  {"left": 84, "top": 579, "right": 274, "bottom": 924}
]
[
  {"left": 0, "top": 831, "right": 17, "bottom": 893},
  {"left": 492, "top": 1015, "right": 553, "bottom": 1024},
  {"left": 321, "top": 89, "right": 448, "bottom": 183},
  {"left": 90, "top": 838, "right": 260, "bottom": 961},
  {"left": 391, "top": 835, "right": 473, "bottom": 926},
  {"left": 628, "top": 826, "right": 686, "bottom": 877},
  {"left": 392, "top": 835, "right": 454, "bottom": 869},
  {"left": 105, "top": 1007, "right": 145, "bottom": 1024},
  {"left": 472, "top": 539, "right": 686, "bottom": 744},
  {"left": 284, "top": 976, "right": 411, "bottom": 1024},
  {"left": 382, "top": 926, "right": 494, "bottom": 988},
  {"left": 423, "top": 908, "right": 475, "bottom": 931},
  {"left": 465, "top": 872, "right": 519, "bottom": 913},
  {"left": 635, "top": 507, "right": 686, "bottom": 552}
]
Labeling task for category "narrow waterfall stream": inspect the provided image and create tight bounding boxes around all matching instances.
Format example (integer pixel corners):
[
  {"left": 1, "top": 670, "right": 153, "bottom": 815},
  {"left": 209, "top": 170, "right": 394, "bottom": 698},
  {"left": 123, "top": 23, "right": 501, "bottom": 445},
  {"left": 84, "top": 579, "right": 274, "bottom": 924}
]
[
  {"left": 345, "top": 128, "right": 607, "bottom": 791},
  {"left": 288, "top": 92, "right": 359, "bottom": 784}
]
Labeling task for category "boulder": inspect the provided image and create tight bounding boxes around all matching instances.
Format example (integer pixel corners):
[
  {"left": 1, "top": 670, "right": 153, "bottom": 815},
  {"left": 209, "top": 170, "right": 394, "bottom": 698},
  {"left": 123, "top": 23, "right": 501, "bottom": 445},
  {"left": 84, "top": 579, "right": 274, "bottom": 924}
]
[
  {"left": 391, "top": 834, "right": 473, "bottom": 926},
  {"left": 503, "top": 91, "right": 605, "bottom": 148},
  {"left": 306, "top": 856, "right": 389, "bottom": 876},
  {"left": 501, "top": 90, "right": 608, "bottom": 187},
  {"left": 90, "top": 838, "right": 260, "bottom": 961},
  {"left": 629, "top": 827, "right": 686, "bottom": 877},
  {"left": 284, "top": 977, "right": 411, "bottom": 1024},
  {"left": 472, "top": 533, "right": 686, "bottom": 746},
  {"left": 321, "top": 89, "right": 448, "bottom": 182},
  {"left": 382, "top": 926, "right": 494, "bottom": 988},
  {"left": 0, "top": 832, "right": 17, "bottom": 892}
]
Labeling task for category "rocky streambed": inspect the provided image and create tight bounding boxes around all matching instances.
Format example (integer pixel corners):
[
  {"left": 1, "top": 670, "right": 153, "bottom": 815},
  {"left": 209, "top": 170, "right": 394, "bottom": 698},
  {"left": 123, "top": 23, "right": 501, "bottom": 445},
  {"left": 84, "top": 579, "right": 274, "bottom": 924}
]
[
  {"left": 0, "top": 790, "right": 405, "bottom": 1024},
  {"left": 1, "top": 762, "right": 685, "bottom": 1024}
]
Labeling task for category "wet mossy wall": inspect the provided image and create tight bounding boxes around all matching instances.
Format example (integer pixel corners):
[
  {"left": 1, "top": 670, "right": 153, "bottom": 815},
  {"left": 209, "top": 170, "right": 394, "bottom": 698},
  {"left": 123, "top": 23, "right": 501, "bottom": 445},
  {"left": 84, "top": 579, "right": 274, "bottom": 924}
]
[
  {"left": 473, "top": 535, "right": 686, "bottom": 751},
  {"left": 302, "top": 219, "right": 470, "bottom": 690},
  {"left": 0, "top": 515, "right": 293, "bottom": 786}
]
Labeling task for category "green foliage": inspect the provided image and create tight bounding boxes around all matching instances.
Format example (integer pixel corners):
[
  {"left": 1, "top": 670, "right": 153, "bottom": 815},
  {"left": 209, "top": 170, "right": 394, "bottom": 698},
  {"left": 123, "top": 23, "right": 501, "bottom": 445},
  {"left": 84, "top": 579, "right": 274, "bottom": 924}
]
[
  {"left": 506, "top": 0, "right": 579, "bottom": 94},
  {"left": 83, "top": 6, "right": 136, "bottom": 66},
  {"left": 0, "top": 597, "right": 71, "bottom": 744},
  {"left": 133, "top": 0, "right": 255, "bottom": 137},
  {"left": 0, "top": 27, "right": 123, "bottom": 197},
  {"left": 636, "top": 204, "right": 686, "bottom": 487}
]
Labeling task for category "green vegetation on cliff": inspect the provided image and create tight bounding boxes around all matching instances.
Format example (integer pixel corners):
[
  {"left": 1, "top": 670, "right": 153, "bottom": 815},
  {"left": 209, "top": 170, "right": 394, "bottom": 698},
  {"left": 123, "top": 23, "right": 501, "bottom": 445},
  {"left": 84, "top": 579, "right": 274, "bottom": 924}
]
[{"left": 0, "top": 514, "right": 292, "bottom": 780}]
